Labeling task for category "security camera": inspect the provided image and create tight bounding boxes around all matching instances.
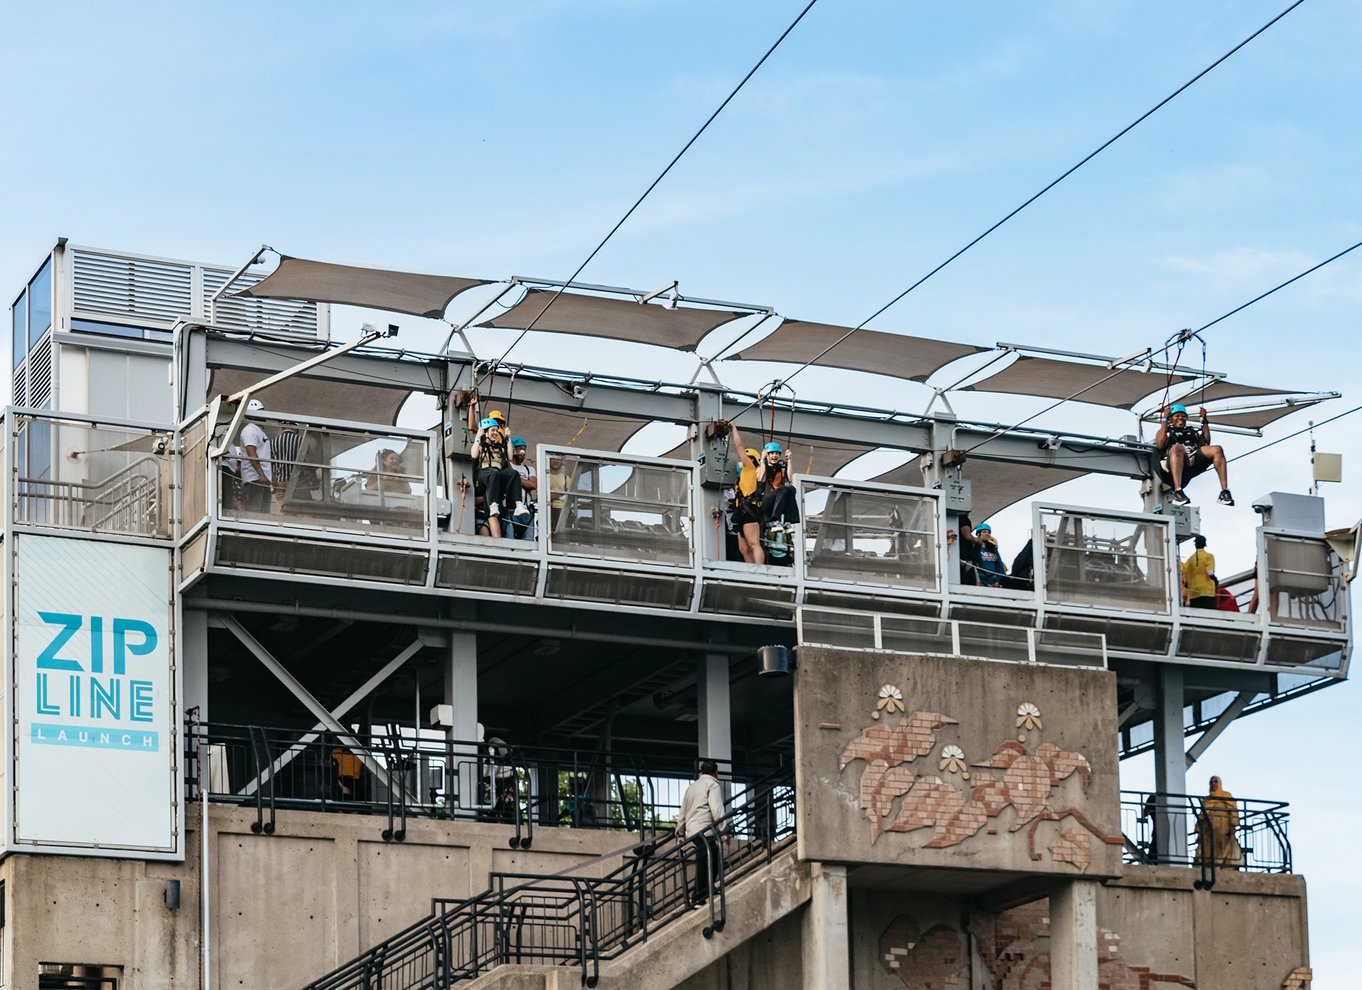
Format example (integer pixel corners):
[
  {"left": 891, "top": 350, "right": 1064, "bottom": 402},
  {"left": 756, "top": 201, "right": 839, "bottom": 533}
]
[{"left": 1038, "top": 436, "right": 1062, "bottom": 450}]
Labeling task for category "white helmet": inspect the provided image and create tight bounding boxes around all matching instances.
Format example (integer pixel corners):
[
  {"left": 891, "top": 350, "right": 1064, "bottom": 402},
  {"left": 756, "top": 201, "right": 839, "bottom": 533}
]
[{"left": 246, "top": 399, "right": 264, "bottom": 412}]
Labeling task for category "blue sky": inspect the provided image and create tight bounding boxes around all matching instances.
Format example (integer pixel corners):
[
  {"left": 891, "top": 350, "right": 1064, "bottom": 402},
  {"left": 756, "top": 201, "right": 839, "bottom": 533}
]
[{"left": 4, "top": 0, "right": 1360, "bottom": 979}]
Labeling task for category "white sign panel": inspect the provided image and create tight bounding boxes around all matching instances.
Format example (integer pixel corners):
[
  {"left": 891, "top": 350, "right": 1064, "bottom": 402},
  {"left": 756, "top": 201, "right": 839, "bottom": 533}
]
[{"left": 13, "top": 535, "right": 177, "bottom": 854}]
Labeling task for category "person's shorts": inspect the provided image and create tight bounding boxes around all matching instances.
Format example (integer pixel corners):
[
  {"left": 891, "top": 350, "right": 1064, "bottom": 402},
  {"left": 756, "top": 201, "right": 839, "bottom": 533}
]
[
  {"left": 1160, "top": 446, "right": 1210, "bottom": 480},
  {"left": 732, "top": 502, "right": 761, "bottom": 528}
]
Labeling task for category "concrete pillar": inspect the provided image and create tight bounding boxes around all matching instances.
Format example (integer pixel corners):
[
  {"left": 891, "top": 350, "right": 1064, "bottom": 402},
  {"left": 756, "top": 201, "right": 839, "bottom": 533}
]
[
  {"left": 1152, "top": 666, "right": 1188, "bottom": 860},
  {"left": 1049, "top": 880, "right": 1099, "bottom": 990},
  {"left": 697, "top": 652, "right": 732, "bottom": 768},
  {"left": 442, "top": 631, "right": 478, "bottom": 810},
  {"left": 802, "top": 863, "right": 849, "bottom": 990}
]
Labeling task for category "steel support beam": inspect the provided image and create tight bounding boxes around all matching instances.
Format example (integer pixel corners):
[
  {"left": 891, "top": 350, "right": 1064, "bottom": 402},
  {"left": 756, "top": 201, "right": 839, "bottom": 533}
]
[
  {"left": 1185, "top": 690, "right": 1255, "bottom": 769},
  {"left": 1153, "top": 666, "right": 1187, "bottom": 861}
]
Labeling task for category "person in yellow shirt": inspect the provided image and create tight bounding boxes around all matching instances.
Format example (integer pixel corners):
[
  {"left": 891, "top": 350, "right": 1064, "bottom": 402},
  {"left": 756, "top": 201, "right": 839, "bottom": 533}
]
[
  {"left": 729, "top": 423, "right": 765, "bottom": 564},
  {"left": 1182, "top": 534, "right": 1217, "bottom": 608}
]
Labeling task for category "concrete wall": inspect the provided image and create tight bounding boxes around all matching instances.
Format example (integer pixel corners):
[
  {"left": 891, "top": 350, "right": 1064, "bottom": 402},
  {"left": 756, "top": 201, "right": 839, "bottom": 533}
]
[
  {"left": 675, "top": 867, "right": 1309, "bottom": 990},
  {"left": 2, "top": 804, "right": 634, "bottom": 989},
  {"left": 795, "top": 648, "right": 1122, "bottom": 881}
]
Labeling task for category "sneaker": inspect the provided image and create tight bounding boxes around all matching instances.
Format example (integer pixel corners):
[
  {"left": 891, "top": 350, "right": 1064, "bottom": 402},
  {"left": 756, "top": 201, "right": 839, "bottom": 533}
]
[
  {"left": 1218, "top": 489, "right": 1235, "bottom": 506},
  {"left": 1168, "top": 489, "right": 1190, "bottom": 507},
  {"left": 512, "top": 501, "right": 531, "bottom": 521},
  {"left": 487, "top": 501, "right": 500, "bottom": 517}
]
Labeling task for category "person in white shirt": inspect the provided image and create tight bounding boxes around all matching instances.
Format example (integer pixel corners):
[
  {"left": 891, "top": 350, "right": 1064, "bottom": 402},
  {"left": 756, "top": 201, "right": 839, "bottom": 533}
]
[
  {"left": 678, "top": 760, "right": 725, "bottom": 905},
  {"left": 238, "top": 399, "right": 273, "bottom": 513}
]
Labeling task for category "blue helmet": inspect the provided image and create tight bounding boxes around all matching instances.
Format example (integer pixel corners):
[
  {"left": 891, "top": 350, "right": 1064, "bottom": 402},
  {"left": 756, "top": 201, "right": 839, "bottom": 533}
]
[
  {"left": 1170, "top": 404, "right": 1188, "bottom": 415},
  {"left": 763, "top": 442, "right": 783, "bottom": 453},
  {"left": 976, "top": 522, "right": 991, "bottom": 532},
  {"left": 479, "top": 417, "right": 498, "bottom": 430},
  {"left": 510, "top": 437, "right": 527, "bottom": 449}
]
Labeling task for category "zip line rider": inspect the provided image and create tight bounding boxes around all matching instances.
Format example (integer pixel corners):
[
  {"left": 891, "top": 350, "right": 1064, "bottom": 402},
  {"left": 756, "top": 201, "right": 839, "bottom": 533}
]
[
  {"left": 470, "top": 409, "right": 529, "bottom": 538},
  {"left": 1155, "top": 403, "right": 1234, "bottom": 507}
]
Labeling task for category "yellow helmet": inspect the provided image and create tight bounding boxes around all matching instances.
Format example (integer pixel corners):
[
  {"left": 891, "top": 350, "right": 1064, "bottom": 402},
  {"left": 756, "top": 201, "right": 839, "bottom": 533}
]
[{"left": 486, "top": 409, "right": 506, "bottom": 423}]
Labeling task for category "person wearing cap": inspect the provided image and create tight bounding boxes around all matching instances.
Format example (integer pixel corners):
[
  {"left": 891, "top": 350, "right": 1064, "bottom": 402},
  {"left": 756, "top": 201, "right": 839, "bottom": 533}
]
[
  {"left": 726, "top": 423, "right": 765, "bottom": 564},
  {"left": 974, "top": 522, "right": 1007, "bottom": 587},
  {"left": 1182, "top": 534, "right": 1217, "bottom": 609},
  {"left": 1156, "top": 403, "right": 1234, "bottom": 507},
  {"left": 469, "top": 410, "right": 528, "bottom": 538},
  {"left": 238, "top": 398, "right": 274, "bottom": 513},
  {"left": 677, "top": 760, "right": 725, "bottom": 906}
]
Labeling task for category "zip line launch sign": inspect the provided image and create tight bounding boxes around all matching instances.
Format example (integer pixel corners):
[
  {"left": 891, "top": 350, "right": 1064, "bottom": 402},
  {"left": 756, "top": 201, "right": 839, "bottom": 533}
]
[{"left": 10, "top": 535, "right": 180, "bottom": 857}]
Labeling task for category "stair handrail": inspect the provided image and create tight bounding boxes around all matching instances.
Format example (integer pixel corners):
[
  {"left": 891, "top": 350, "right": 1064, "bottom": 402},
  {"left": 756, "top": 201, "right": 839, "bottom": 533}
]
[{"left": 300, "top": 768, "right": 795, "bottom": 990}]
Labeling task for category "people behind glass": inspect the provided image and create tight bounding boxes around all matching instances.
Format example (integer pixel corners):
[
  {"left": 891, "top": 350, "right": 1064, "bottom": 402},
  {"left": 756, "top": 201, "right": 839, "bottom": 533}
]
[
  {"left": 469, "top": 410, "right": 530, "bottom": 539},
  {"left": 973, "top": 522, "right": 1007, "bottom": 587},
  {"left": 547, "top": 454, "right": 569, "bottom": 531},
  {"left": 1182, "top": 534, "right": 1217, "bottom": 609},
  {"left": 364, "top": 448, "right": 412, "bottom": 495},
  {"left": 238, "top": 399, "right": 273, "bottom": 512}
]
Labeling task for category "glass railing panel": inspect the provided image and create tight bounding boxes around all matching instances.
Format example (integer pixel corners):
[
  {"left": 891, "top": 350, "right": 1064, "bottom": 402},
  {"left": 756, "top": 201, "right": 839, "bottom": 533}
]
[
  {"left": 180, "top": 415, "right": 208, "bottom": 532},
  {"left": 1262, "top": 534, "right": 1345, "bottom": 631},
  {"left": 1040, "top": 508, "right": 1171, "bottom": 613},
  {"left": 801, "top": 482, "right": 939, "bottom": 590},
  {"left": 216, "top": 420, "right": 430, "bottom": 539},
  {"left": 13, "top": 413, "right": 173, "bottom": 539},
  {"left": 545, "top": 452, "right": 693, "bottom": 566}
]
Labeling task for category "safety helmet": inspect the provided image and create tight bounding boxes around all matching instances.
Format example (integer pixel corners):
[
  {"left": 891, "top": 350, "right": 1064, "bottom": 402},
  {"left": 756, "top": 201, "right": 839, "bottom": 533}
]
[
  {"left": 976, "top": 522, "right": 991, "bottom": 532},
  {"left": 486, "top": 409, "right": 507, "bottom": 423},
  {"left": 510, "top": 437, "right": 527, "bottom": 449},
  {"left": 763, "top": 442, "right": 783, "bottom": 454},
  {"left": 246, "top": 399, "right": 264, "bottom": 412},
  {"left": 479, "top": 417, "right": 498, "bottom": 430},
  {"left": 744, "top": 447, "right": 759, "bottom": 462},
  {"left": 1170, "top": 403, "right": 1188, "bottom": 415}
]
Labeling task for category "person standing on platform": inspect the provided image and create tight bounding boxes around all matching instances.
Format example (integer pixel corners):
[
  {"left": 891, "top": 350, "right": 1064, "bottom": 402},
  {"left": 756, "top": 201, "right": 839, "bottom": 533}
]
[
  {"left": 238, "top": 399, "right": 273, "bottom": 513},
  {"left": 975, "top": 523, "right": 1007, "bottom": 587},
  {"left": 678, "top": 760, "right": 725, "bottom": 906},
  {"left": 1182, "top": 535, "right": 1217, "bottom": 609}
]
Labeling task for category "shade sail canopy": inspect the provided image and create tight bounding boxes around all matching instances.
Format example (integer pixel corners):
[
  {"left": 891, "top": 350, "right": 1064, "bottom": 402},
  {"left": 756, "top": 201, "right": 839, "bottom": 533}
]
[
  {"left": 1170, "top": 380, "right": 1301, "bottom": 406},
  {"left": 1209, "top": 401, "right": 1328, "bottom": 431},
  {"left": 482, "top": 289, "right": 747, "bottom": 352},
  {"left": 725, "top": 320, "right": 985, "bottom": 383},
  {"left": 474, "top": 403, "right": 656, "bottom": 454},
  {"left": 237, "top": 256, "right": 489, "bottom": 319},
  {"left": 208, "top": 368, "right": 412, "bottom": 426},
  {"left": 873, "top": 456, "right": 1088, "bottom": 519},
  {"left": 963, "top": 356, "right": 1193, "bottom": 410}
]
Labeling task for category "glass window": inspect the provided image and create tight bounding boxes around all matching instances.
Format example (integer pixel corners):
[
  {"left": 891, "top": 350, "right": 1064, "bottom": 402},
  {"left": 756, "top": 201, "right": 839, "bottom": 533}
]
[
  {"left": 28, "top": 258, "right": 52, "bottom": 347},
  {"left": 11, "top": 290, "right": 26, "bottom": 368}
]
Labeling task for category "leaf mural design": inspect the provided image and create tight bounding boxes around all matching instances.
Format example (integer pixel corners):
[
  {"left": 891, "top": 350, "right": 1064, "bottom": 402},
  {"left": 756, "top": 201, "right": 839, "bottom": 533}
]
[
  {"left": 863, "top": 765, "right": 917, "bottom": 841},
  {"left": 1035, "top": 742, "right": 1091, "bottom": 790},
  {"left": 1001, "top": 754, "right": 1054, "bottom": 830},
  {"left": 840, "top": 712, "right": 959, "bottom": 771},
  {"left": 886, "top": 777, "right": 957, "bottom": 834},
  {"left": 971, "top": 740, "right": 1027, "bottom": 770},
  {"left": 1047, "top": 827, "right": 1092, "bottom": 871},
  {"left": 969, "top": 777, "right": 1011, "bottom": 816}
]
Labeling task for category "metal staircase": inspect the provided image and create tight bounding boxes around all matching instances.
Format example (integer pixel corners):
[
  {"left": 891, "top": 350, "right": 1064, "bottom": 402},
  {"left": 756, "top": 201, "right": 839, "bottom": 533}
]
[{"left": 301, "top": 774, "right": 795, "bottom": 990}]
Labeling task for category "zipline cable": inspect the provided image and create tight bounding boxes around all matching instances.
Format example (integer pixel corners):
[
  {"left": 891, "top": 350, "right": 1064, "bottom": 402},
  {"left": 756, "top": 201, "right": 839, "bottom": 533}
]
[{"left": 494, "top": 0, "right": 820, "bottom": 366}]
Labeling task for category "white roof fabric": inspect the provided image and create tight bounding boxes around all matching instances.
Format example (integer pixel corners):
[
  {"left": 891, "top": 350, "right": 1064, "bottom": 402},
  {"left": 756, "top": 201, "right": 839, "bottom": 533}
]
[
  {"left": 1210, "top": 401, "right": 1327, "bottom": 431},
  {"left": 475, "top": 404, "right": 655, "bottom": 454},
  {"left": 208, "top": 368, "right": 412, "bottom": 426},
  {"left": 873, "top": 455, "right": 1087, "bottom": 519},
  {"left": 963, "top": 356, "right": 1194, "bottom": 410},
  {"left": 238, "top": 256, "right": 488, "bottom": 319},
  {"left": 1171, "top": 380, "right": 1304, "bottom": 406},
  {"left": 483, "top": 289, "right": 747, "bottom": 352},
  {"left": 725, "top": 321, "right": 985, "bottom": 383}
]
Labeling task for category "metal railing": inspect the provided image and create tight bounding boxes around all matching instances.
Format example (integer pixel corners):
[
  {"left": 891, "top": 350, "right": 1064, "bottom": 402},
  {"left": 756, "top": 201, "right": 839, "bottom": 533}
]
[
  {"left": 16, "top": 455, "right": 165, "bottom": 537},
  {"left": 302, "top": 772, "right": 795, "bottom": 989},
  {"left": 184, "top": 722, "right": 787, "bottom": 847},
  {"left": 1120, "top": 790, "right": 1291, "bottom": 889}
]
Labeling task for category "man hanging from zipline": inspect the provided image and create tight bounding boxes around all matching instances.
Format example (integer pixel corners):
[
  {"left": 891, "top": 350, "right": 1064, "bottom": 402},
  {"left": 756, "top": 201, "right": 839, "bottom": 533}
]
[{"left": 1156, "top": 403, "right": 1234, "bottom": 507}]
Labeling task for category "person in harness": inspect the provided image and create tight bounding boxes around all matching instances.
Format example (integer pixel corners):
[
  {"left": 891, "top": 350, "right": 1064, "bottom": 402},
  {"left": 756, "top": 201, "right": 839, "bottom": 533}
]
[
  {"left": 470, "top": 410, "right": 529, "bottom": 538},
  {"left": 728, "top": 423, "right": 766, "bottom": 564},
  {"left": 1156, "top": 403, "right": 1234, "bottom": 507},
  {"left": 757, "top": 442, "right": 799, "bottom": 564}
]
